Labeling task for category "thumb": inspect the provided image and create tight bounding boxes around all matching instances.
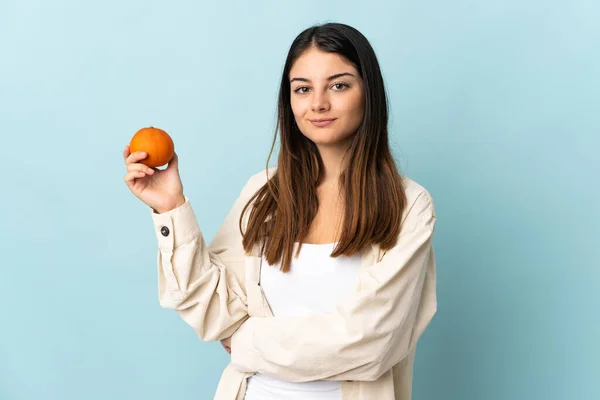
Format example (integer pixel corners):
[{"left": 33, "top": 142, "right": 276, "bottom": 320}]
[{"left": 166, "top": 151, "right": 179, "bottom": 171}]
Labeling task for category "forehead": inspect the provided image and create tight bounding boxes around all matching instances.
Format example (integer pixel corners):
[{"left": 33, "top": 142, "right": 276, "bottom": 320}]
[{"left": 290, "top": 47, "right": 358, "bottom": 79}]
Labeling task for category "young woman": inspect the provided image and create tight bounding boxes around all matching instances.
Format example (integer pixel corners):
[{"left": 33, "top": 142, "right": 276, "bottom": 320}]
[{"left": 123, "top": 22, "right": 437, "bottom": 400}]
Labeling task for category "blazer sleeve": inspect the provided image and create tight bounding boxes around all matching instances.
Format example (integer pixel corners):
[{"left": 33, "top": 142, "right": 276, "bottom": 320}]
[
  {"left": 150, "top": 176, "right": 258, "bottom": 342},
  {"left": 230, "top": 189, "right": 437, "bottom": 382}
]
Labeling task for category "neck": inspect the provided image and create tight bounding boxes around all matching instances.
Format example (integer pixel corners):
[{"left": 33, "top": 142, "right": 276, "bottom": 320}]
[{"left": 316, "top": 141, "right": 352, "bottom": 186}]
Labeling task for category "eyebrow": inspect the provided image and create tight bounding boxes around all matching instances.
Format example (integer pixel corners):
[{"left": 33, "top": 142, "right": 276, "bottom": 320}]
[{"left": 290, "top": 72, "right": 356, "bottom": 83}]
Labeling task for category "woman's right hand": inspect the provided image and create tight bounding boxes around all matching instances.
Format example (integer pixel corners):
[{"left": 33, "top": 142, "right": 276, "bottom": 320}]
[{"left": 123, "top": 145, "right": 186, "bottom": 213}]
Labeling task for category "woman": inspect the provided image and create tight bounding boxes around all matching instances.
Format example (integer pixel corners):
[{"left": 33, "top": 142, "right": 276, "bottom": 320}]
[{"left": 123, "top": 22, "right": 437, "bottom": 400}]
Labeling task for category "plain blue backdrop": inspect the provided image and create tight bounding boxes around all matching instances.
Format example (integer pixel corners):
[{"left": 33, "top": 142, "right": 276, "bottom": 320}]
[{"left": 1, "top": 1, "right": 598, "bottom": 399}]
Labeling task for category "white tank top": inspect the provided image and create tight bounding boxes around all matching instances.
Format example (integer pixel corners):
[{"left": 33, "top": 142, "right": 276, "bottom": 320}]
[{"left": 244, "top": 242, "right": 362, "bottom": 400}]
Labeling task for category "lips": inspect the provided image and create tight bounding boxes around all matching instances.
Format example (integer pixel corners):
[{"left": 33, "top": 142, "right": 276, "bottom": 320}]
[{"left": 309, "top": 118, "right": 336, "bottom": 127}]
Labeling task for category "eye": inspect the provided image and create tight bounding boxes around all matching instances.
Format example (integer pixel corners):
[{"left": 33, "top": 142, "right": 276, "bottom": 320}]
[
  {"left": 332, "top": 82, "right": 349, "bottom": 91},
  {"left": 293, "top": 86, "right": 310, "bottom": 94}
]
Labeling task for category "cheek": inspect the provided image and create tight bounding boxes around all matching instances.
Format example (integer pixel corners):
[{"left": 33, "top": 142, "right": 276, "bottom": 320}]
[
  {"left": 336, "top": 90, "right": 363, "bottom": 112},
  {"left": 338, "top": 97, "right": 364, "bottom": 133},
  {"left": 292, "top": 104, "right": 314, "bottom": 130},
  {"left": 350, "top": 93, "right": 365, "bottom": 113},
  {"left": 339, "top": 95, "right": 364, "bottom": 123},
  {"left": 290, "top": 99, "right": 303, "bottom": 120}
]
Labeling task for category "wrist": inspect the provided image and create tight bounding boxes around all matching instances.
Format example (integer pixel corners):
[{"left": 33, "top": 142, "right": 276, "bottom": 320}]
[
  {"left": 174, "top": 194, "right": 186, "bottom": 208},
  {"left": 154, "top": 195, "right": 186, "bottom": 214}
]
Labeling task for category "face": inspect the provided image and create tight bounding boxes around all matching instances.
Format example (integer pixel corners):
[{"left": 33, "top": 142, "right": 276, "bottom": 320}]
[{"left": 289, "top": 47, "right": 365, "bottom": 149}]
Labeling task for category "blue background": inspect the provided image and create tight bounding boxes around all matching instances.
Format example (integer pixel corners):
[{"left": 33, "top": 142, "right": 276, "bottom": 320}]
[{"left": 1, "top": 0, "right": 598, "bottom": 399}]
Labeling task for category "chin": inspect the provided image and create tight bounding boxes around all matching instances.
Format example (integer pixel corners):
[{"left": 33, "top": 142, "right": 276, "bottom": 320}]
[{"left": 304, "top": 129, "right": 354, "bottom": 147}]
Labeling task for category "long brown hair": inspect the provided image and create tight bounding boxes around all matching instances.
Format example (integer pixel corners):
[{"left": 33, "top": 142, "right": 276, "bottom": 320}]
[{"left": 240, "top": 22, "right": 407, "bottom": 273}]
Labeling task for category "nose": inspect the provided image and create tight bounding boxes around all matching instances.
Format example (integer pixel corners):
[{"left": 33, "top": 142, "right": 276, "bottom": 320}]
[{"left": 311, "top": 91, "right": 330, "bottom": 113}]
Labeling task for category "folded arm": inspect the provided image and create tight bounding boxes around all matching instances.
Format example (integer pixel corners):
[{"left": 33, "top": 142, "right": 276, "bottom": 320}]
[{"left": 230, "top": 190, "right": 437, "bottom": 382}]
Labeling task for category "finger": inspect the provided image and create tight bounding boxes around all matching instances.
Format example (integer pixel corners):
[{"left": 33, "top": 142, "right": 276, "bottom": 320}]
[
  {"left": 127, "top": 163, "right": 155, "bottom": 175},
  {"left": 124, "top": 170, "right": 147, "bottom": 186},
  {"left": 125, "top": 151, "right": 148, "bottom": 165},
  {"left": 125, "top": 151, "right": 147, "bottom": 164},
  {"left": 123, "top": 145, "right": 130, "bottom": 161}
]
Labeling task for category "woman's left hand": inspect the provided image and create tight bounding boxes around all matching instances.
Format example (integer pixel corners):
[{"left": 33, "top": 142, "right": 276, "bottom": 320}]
[{"left": 220, "top": 337, "right": 232, "bottom": 354}]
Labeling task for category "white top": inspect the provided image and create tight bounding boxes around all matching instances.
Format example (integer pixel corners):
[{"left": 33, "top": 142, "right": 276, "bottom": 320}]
[{"left": 244, "top": 242, "right": 363, "bottom": 400}]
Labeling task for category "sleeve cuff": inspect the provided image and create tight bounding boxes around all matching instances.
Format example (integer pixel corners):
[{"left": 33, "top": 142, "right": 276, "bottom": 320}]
[{"left": 150, "top": 196, "right": 201, "bottom": 251}]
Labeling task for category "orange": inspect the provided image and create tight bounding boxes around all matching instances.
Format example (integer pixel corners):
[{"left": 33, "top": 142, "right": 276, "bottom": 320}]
[{"left": 129, "top": 126, "right": 174, "bottom": 167}]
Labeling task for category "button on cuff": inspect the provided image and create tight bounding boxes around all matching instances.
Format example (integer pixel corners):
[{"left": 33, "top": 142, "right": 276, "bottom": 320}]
[{"left": 151, "top": 196, "right": 201, "bottom": 249}]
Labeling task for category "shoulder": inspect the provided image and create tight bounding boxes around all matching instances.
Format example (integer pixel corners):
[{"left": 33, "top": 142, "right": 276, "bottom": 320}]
[
  {"left": 249, "top": 166, "right": 277, "bottom": 186},
  {"left": 399, "top": 175, "right": 436, "bottom": 228},
  {"left": 240, "top": 167, "right": 277, "bottom": 196}
]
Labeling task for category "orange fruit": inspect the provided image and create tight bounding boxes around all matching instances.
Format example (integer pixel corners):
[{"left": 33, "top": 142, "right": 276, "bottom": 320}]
[{"left": 129, "top": 126, "right": 174, "bottom": 167}]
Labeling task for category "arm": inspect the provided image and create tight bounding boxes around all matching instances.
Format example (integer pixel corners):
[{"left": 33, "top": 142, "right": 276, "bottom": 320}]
[
  {"left": 230, "top": 190, "right": 437, "bottom": 382},
  {"left": 150, "top": 174, "right": 261, "bottom": 342}
]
